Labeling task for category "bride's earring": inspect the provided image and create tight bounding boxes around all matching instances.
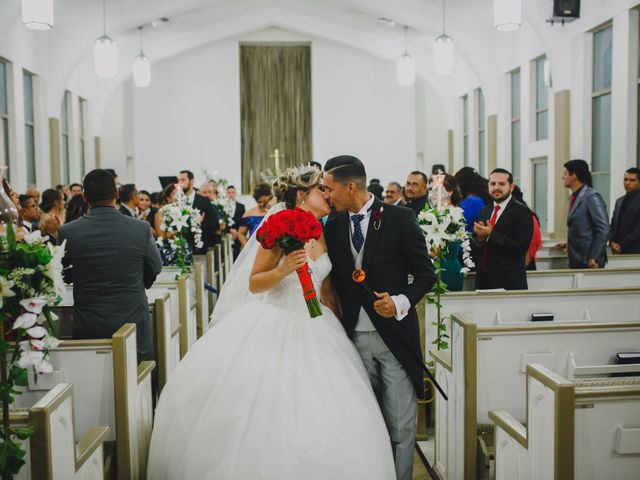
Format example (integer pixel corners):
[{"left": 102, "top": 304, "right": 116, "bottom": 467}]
[{"left": 301, "top": 199, "right": 305, "bottom": 205}]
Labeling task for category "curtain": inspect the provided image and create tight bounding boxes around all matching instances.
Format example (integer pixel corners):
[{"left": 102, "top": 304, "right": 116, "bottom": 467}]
[{"left": 240, "top": 45, "right": 312, "bottom": 193}]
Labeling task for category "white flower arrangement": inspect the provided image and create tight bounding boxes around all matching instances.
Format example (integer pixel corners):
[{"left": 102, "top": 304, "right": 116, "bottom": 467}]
[
  {"left": 158, "top": 203, "right": 203, "bottom": 250},
  {"left": 418, "top": 205, "right": 475, "bottom": 273}
]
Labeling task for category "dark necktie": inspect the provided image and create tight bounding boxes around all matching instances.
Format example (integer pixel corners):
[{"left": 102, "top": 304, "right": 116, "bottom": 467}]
[{"left": 351, "top": 214, "right": 365, "bottom": 253}]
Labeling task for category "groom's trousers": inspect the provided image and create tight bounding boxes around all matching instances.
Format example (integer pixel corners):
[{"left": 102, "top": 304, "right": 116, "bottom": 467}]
[{"left": 354, "top": 331, "right": 417, "bottom": 480}]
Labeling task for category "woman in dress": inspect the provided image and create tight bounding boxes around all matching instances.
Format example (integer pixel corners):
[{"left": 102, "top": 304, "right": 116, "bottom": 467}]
[
  {"left": 153, "top": 183, "right": 193, "bottom": 266},
  {"left": 439, "top": 174, "right": 465, "bottom": 291},
  {"left": 147, "top": 166, "right": 396, "bottom": 480},
  {"left": 235, "top": 182, "right": 274, "bottom": 248}
]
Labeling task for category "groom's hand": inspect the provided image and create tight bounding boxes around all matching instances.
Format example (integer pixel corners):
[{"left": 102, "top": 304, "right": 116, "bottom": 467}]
[{"left": 373, "top": 291, "right": 396, "bottom": 318}]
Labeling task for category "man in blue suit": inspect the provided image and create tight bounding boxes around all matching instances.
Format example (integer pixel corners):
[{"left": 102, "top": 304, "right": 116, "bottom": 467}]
[{"left": 558, "top": 160, "right": 609, "bottom": 269}]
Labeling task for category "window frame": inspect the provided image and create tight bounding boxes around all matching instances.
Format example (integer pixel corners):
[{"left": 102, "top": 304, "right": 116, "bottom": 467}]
[
  {"left": 23, "top": 69, "right": 36, "bottom": 185},
  {"left": 462, "top": 94, "right": 469, "bottom": 166},
  {"left": 476, "top": 88, "right": 486, "bottom": 176},
  {"left": 534, "top": 55, "right": 549, "bottom": 141},
  {"left": 0, "top": 58, "right": 9, "bottom": 181},
  {"left": 510, "top": 68, "right": 522, "bottom": 186}
]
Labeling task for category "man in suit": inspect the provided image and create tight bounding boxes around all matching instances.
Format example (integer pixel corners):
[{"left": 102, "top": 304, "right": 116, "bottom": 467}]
[
  {"left": 226, "top": 185, "right": 245, "bottom": 259},
  {"left": 557, "top": 159, "right": 609, "bottom": 268},
  {"left": 384, "top": 181, "right": 405, "bottom": 206},
  {"left": 473, "top": 168, "right": 533, "bottom": 290},
  {"left": 118, "top": 183, "right": 139, "bottom": 217},
  {"left": 18, "top": 194, "right": 40, "bottom": 233},
  {"left": 58, "top": 169, "right": 162, "bottom": 362},
  {"left": 177, "top": 170, "right": 220, "bottom": 253},
  {"left": 610, "top": 167, "right": 640, "bottom": 254},
  {"left": 323, "top": 156, "right": 435, "bottom": 480},
  {"left": 405, "top": 170, "right": 429, "bottom": 216}
]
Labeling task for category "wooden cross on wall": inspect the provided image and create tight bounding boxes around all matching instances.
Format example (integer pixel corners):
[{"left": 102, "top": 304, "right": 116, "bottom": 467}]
[{"left": 269, "top": 148, "right": 285, "bottom": 173}]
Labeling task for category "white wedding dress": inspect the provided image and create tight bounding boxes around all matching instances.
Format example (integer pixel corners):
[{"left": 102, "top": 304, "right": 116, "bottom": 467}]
[{"left": 147, "top": 252, "right": 397, "bottom": 479}]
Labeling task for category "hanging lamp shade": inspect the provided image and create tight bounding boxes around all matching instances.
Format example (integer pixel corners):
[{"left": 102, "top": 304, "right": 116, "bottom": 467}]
[
  {"left": 434, "top": 34, "right": 455, "bottom": 76},
  {"left": 21, "top": 0, "right": 53, "bottom": 31},
  {"left": 133, "top": 53, "right": 151, "bottom": 87},
  {"left": 397, "top": 53, "right": 415, "bottom": 86},
  {"left": 493, "top": 0, "right": 521, "bottom": 31},
  {"left": 94, "top": 35, "right": 118, "bottom": 78}
]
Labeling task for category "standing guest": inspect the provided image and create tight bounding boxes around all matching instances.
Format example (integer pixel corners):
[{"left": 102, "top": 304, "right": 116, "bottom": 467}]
[
  {"left": 18, "top": 194, "right": 40, "bottom": 233},
  {"left": 69, "top": 183, "right": 83, "bottom": 197},
  {"left": 226, "top": 185, "right": 246, "bottom": 259},
  {"left": 439, "top": 175, "right": 465, "bottom": 291},
  {"left": 455, "top": 166, "right": 491, "bottom": 232},
  {"left": 65, "top": 194, "right": 89, "bottom": 223},
  {"left": 118, "top": 184, "right": 139, "bottom": 217},
  {"left": 511, "top": 185, "right": 543, "bottom": 270},
  {"left": 58, "top": 169, "right": 162, "bottom": 361},
  {"left": 556, "top": 160, "right": 609, "bottom": 268},
  {"left": 207, "top": 180, "right": 220, "bottom": 202},
  {"left": 177, "top": 170, "right": 220, "bottom": 252},
  {"left": 104, "top": 169, "right": 120, "bottom": 189},
  {"left": 610, "top": 167, "right": 640, "bottom": 254},
  {"left": 137, "top": 190, "right": 154, "bottom": 223},
  {"left": 367, "top": 182, "right": 384, "bottom": 200},
  {"left": 154, "top": 184, "right": 177, "bottom": 239},
  {"left": 236, "top": 183, "right": 273, "bottom": 248},
  {"left": 384, "top": 182, "right": 405, "bottom": 206},
  {"left": 26, "top": 185, "right": 40, "bottom": 206},
  {"left": 405, "top": 171, "right": 429, "bottom": 216},
  {"left": 473, "top": 168, "right": 533, "bottom": 290},
  {"left": 55, "top": 184, "right": 70, "bottom": 204},
  {"left": 39, "top": 188, "right": 66, "bottom": 242},
  {"left": 199, "top": 183, "right": 215, "bottom": 202},
  {"left": 432, "top": 164, "right": 446, "bottom": 175}
]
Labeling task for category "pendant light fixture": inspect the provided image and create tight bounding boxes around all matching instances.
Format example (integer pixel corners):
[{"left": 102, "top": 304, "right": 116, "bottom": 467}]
[
  {"left": 21, "top": 0, "right": 54, "bottom": 31},
  {"left": 133, "top": 26, "right": 151, "bottom": 87},
  {"left": 434, "top": 0, "right": 454, "bottom": 76},
  {"left": 493, "top": 0, "right": 522, "bottom": 31},
  {"left": 397, "top": 26, "right": 415, "bottom": 86},
  {"left": 94, "top": 0, "right": 118, "bottom": 78}
]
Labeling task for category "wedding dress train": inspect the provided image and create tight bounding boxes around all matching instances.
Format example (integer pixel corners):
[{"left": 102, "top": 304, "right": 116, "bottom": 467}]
[{"left": 147, "top": 252, "right": 396, "bottom": 479}]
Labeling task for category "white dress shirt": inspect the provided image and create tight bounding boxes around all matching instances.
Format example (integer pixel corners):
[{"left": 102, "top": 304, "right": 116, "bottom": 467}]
[{"left": 348, "top": 195, "right": 410, "bottom": 321}]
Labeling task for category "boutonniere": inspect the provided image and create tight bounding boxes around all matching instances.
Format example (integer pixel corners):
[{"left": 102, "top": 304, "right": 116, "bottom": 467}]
[{"left": 373, "top": 206, "right": 384, "bottom": 231}]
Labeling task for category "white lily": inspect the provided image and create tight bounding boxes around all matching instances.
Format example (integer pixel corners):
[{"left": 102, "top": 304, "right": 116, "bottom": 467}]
[
  {"left": 0, "top": 275, "right": 16, "bottom": 308},
  {"left": 23, "top": 230, "right": 48, "bottom": 245},
  {"left": 43, "top": 240, "right": 66, "bottom": 297},
  {"left": 26, "top": 326, "right": 48, "bottom": 339},
  {"left": 20, "top": 297, "right": 48, "bottom": 314},
  {"left": 13, "top": 312, "right": 37, "bottom": 330}
]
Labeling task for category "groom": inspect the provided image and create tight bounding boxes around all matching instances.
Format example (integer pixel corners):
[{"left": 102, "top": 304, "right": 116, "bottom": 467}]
[{"left": 323, "top": 155, "right": 435, "bottom": 480}]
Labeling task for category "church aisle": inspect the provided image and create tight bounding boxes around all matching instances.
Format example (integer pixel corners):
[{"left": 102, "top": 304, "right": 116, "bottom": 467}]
[{"left": 413, "top": 452, "right": 432, "bottom": 480}]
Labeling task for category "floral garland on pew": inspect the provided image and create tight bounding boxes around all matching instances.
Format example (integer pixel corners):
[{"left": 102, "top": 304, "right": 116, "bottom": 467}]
[
  {"left": 0, "top": 227, "right": 64, "bottom": 478},
  {"left": 418, "top": 177, "right": 474, "bottom": 354},
  {"left": 158, "top": 190, "right": 203, "bottom": 277}
]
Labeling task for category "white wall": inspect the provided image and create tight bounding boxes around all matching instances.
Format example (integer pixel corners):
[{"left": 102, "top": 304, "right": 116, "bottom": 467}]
[{"left": 100, "top": 28, "right": 438, "bottom": 192}]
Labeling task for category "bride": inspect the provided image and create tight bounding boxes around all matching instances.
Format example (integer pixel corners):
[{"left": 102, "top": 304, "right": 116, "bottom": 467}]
[{"left": 147, "top": 166, "right": 396, "bottom": 479}]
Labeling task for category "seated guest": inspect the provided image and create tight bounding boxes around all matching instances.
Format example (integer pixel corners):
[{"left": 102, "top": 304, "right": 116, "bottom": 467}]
[
  {"left": 58, "top": 169, "right": 162, "bottom": 361},
  {"left": 558, "top": 160, "right": 609, "bottom": 268},
  {"left": 405, "top": 170, "right": 429, "bottom": 216},
  {"left": 118, "top": 184, "right": 139, "bottom": 217},
  {"left": 384, "top": 182, "right": 405, "bottom": 206},
  {"left": 236, "top": 183, "right": 273, "bottom": 248},
  {"left": 19, "top": 194, "right": 40, "bottom": 233},
  {"left": 610, "top": 167, "right": 640, "bottom": 254},
  {"left": 55, "top": 184, "right": 69, "bottom": 204},
  {"left": 473, "top": 168, "right": 533, "bottom": 290},
  {"left": 65, "top": 194, "right": 89, "bottom": 223},
  {"left": 455, "top": 166, "right": 490, "bottom": 232},
  {"left": 39, "top": 188, "right": 66, "bottom": 242}
]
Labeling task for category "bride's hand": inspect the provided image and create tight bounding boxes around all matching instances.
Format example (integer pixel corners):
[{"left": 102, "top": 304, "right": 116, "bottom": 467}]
[{"left": 279, "top": 249, "right": 307, "bottom": 275}]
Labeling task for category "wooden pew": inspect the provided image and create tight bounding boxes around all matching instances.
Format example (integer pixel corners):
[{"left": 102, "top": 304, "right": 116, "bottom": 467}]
[
  {"left": 12, "top": 383, "right": 109, "bottom": 480},
  {"left": 462, "top": 266, "right": 640, "bottom": 291},
  {"left": 149, "top": 291, "right": 180, "bottom": 393},
  {"left": 491, "top": 364, "right": 640, "bottom": 480},
  {"left": 14, "top": 324, "right": 155, "bottom": 480},
  {"left": 149, "top": 271, "right": 198, "bottom": 358},
  {"left": 429, "top": 296, "right": 640, "bottom": 480},
  {"left": 203, "top": 250, "right": 219, "bottom": 316},
  {"left": 214, "top": 244, "right": 225, "bottom": 287},
  {"left": 222, "top": 234, "right": 233, "bottom": 278},
  {"left": 536, "top": 253, "right": 640, "bottom": 270}
]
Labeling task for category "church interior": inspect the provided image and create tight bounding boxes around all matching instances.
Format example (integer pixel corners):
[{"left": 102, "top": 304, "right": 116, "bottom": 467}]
[{"left": 1, "top": 0, "right": 640, "bottom": 479}]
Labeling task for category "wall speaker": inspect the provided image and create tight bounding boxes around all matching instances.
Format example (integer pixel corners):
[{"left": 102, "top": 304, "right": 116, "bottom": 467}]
[{"left": 553, "top": 0, "right": 580, "bottom": 19}]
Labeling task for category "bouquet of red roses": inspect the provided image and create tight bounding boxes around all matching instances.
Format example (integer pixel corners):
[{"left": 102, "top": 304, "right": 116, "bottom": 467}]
[{"left": 256, "top": 209, "right": 323, "bottom": 318}]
